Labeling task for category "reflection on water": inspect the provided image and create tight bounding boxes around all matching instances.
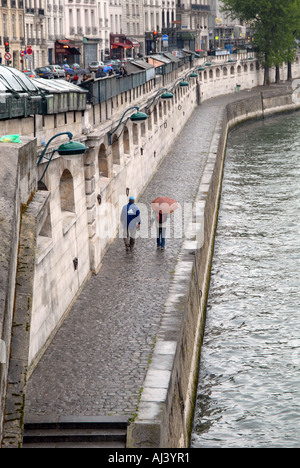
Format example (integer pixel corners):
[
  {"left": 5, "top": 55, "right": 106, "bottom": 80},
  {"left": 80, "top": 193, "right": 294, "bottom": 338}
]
[{"left": 191, "top": 112, "right": 300, "bottom": 448}]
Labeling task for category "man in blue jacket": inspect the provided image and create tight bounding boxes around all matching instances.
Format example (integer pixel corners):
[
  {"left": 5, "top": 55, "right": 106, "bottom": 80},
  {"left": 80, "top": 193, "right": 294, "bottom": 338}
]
[{"left": 120, "top": 196, "right": 141, "bottom": 252}]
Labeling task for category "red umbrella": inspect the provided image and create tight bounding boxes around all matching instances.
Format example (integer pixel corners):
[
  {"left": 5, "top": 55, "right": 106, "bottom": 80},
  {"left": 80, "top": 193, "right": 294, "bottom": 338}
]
[{"left": 151, "top": 196, "right": 178, "bottom": 214}]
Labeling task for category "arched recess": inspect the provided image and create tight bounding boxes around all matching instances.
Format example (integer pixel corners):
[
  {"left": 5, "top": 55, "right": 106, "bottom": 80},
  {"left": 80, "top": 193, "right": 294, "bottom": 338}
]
[
  {"left": 123, "top": 126, "right": 130, "bottom": 155},
  {"left": 98, "top": 143, "right": 109, "bottom": 177},
  {"left": 148, "top": 113, "right": 153, "bottom": 132},
  {"left": 159, "top": 101, "right": 163, "bottom": 119},
  {"left": 153, "top": 106, "right": 158, "bottom": 125},
  {"left": 133, "top": 123, "right": 139, "bottom": 146},
  {"left": 141, "top": 121, "right": 146, "bottom": 138},
  {"left": 112, "top": 134, "right": 120, "bottom": 164},
  {"left": 60, "top": 169, "right": 75, "bottom": 213}
]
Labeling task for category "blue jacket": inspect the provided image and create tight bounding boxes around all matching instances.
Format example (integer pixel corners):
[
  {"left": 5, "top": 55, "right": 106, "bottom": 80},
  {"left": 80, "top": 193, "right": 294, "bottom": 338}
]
[{"left": 120, "top": 201, "right": 141, "bottom": 230}]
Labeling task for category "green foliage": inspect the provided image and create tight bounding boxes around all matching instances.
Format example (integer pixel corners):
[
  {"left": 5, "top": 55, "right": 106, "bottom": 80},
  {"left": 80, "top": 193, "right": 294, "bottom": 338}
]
[{"left": 221, "top": 0, "right": 300, "bottom": 82}]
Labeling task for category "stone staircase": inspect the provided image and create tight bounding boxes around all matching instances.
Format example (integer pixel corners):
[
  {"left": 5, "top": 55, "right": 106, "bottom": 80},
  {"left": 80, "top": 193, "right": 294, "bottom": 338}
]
[{"left": 22, "top": 416, "right": 128, "bottom": 448}]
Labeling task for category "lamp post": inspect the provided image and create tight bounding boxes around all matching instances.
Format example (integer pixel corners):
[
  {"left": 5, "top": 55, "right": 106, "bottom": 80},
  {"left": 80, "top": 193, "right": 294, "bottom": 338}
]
[
  {"left": 108, "top": 106, "right": 148, "bottom": 145},
  {"left": 189, "top": 69, "right": 198, "bottom": 78},
  {"left": 170, "top": 76, "right": 190, "bottom": 93},
  {"left": 37, "top": 132, "right": 88, "bottom": 184},
  {"left": 145, "top": 88, "right": 174, "bottom": 115}
]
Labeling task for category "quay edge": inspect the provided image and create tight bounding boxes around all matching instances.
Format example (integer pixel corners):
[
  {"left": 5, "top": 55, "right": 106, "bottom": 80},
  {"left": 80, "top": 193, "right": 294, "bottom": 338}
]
[{"left": 127, "top": 85, "right": 300, "bottom": 448}]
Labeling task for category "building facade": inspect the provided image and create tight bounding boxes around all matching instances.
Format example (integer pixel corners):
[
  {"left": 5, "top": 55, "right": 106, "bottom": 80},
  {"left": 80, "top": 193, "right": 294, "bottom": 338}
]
[
  {"left": 0, "top": 1, "right": 247, "bottom": 70},
  {"left": 0, "top": 0, "right": 24, "bottom": 69}
]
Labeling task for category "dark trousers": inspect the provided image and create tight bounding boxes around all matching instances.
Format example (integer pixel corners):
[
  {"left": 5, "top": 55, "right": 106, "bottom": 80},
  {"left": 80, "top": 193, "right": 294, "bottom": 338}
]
[
  {"left": 124, "top": 230, "right": 135, "bottom": 251},
  {"left": 157, "top": 227, "right": 166, "bottom": 248}
]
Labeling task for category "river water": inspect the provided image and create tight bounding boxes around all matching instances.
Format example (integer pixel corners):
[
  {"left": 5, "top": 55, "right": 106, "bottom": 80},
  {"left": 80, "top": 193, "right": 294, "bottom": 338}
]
[{"left": 191, "top": 112, "right": 300, "bottom": 448}]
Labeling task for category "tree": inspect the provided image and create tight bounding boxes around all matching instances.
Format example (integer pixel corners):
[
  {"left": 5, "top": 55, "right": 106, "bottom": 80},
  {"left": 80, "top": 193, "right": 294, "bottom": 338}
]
[{"left": 221, "top": 0, "right": 300, "bottom": 84}]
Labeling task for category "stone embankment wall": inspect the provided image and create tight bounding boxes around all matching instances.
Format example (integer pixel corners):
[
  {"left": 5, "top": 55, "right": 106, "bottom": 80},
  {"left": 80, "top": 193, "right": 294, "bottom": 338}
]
[
  {"left": 127, "top": 86, "right": 300, "bottom": 447},
  {"left": 0, "top": 138, "right": 38, "bottom": 446}
]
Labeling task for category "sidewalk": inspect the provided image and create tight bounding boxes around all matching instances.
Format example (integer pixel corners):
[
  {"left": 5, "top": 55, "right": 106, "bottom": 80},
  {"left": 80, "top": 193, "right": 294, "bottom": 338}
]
[{"left": 24, "top": 91, "right": 254, "bottom": 420}]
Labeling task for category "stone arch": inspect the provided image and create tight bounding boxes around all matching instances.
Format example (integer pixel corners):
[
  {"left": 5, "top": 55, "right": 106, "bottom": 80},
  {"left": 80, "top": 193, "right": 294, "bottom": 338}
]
[
  {"left": 250, "top": 63, "right": 254, "bottom": 72},
  {"left": 216, "top": 68, "right": 220, "bottom": 78},
  {"left": 230, "top": 66, "right": 235, "bottom": 75},
  {"left": 59, "top": 169, "right": 75, "bottom": 213},
  {"left": 153, "top": 106, "right": 158, "bottom": 125},
  {"left": 204, "top": 70, "right": 207, "bottom": 80},
  {"left": 159, "top": 101, "right": 163, "bottom": 119},
  {"left": 163, "top": 100, "right": 167, "bottom": 115},
  {"left": 112, "top": 134, "right": 120, "bottom": 164},
  {"left": 148, "top": 113, "right": 153, "bottom": 132},
  {"left": 223, "top": 67, "right": 228, "bottom": 76},
  {"left": 123, "top": 126, "right": 130, "bottom": 155},
  {"left": 141, "top": 121, "right": 146, "bottom": 138},
  {"left": 133, "top": 123, "right": 139, "bottom": 145},
  {"left": 243, "top": 64, "right": 248, "bottom": 73},
  {"left": 237, "top": 65, "right": 242, "bottom": 74},
  {"left": 98, "top": 143, "right": 109, "bottom": 177},
  {"left": 209, "top": 69, "right": 213, "bottom": 79}
]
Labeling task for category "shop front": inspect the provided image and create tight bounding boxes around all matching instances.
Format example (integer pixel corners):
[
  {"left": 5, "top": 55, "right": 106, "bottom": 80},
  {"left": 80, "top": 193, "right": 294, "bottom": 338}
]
[
  {"left": 110, "top": 34, "right": 141, "bottom": 60},
  {"left": 55, "top": 39, "right": 81, "bottom": 65}
]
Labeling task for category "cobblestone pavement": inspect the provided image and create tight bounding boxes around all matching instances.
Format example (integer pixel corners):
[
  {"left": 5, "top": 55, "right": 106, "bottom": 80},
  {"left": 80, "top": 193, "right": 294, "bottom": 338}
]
[{"left": 24, "top": 92, "right": 254, "bottom": 419}]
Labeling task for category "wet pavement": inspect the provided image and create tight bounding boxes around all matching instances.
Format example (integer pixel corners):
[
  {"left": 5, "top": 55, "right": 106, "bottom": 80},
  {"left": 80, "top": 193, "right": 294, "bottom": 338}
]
[{"left": 24, "top": 91, "right": 258, "bottom": 420}]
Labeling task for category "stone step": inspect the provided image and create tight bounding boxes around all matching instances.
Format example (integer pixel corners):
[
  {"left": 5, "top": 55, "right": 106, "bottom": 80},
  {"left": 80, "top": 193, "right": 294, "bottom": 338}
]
[{"left": 22, "top": 416, "right": 128, "bottom": 448}]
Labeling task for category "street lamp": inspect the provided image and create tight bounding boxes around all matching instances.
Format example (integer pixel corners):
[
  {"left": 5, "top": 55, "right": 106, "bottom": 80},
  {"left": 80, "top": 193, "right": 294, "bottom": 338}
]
[
  {"left": 37, "top": 132, "right": 88, "bottom": 183},
  {"left": 108, "top": 106, "right": 148, "bottom": 145},
  {"left": 189, "top": 69, "right": 198, "bottom": 78},
  {"left": 145, "top": 88, "right": 174, "bottom": 114}
]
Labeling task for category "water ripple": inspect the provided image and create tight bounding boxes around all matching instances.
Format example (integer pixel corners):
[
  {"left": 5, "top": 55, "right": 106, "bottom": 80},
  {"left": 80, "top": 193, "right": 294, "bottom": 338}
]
[{"left": 191, "top": 112, "right": 300, "bottom": 448}]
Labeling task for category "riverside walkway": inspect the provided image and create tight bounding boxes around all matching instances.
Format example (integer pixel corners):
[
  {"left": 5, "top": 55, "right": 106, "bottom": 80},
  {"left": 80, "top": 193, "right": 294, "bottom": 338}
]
[{"left": 24, "top": 89, "right": 261, "bottom": 422}]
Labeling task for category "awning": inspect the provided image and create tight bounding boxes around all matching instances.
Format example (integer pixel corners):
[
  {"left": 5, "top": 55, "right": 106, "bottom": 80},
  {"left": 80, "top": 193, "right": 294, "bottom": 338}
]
[
  {"left": 57, "top": 39, "right": 76, "bottom": 47},
  {"left": 126, "top": 38, "right": 140, "bottom": 47},
  {"left": 55, "top": 40, "right": 81, "bottom": 55},
  {"left": 69, "top": 47, "right": 81, "bottom": 55},
  {"left": 111, "top": 43, "right": 131, "bottom": 49}
]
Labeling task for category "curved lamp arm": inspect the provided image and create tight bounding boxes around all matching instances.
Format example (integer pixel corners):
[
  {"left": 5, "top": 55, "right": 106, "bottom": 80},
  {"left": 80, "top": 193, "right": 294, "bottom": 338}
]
[
  {"left": 170, "top": 76, "right": 189, "bottom": 93},
  {"left": 37, "top": 131, "right": 73, "bottom": 184},
  {"left": 108, "top": 106, "right": 140, "bottom": 145},
  {"left": 145, "top": 88, "right": 169, "bottom": 114},
  {"left": 37, "top": 131, "right": 73, "bottom": 166}
]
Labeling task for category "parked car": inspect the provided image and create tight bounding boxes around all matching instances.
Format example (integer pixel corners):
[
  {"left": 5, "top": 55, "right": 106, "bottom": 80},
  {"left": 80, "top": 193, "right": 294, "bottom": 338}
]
[
  {"left": 47, "top": 64, "right": 66, "bottom": 78},
  {"left": 34, "top": 67, "right": 55, "bottom": 79},
  {"left": 88, "top": 61, "right": 104, "bottom": 72},
  {"left": 59, "top": 63, "right": 73, "bottom": 74},
  {"left": 104, "top": 59, "right": 121, "bottom": 72},
  {"left": 23, "top": 69, "right": 37, "bottom": 78},
  {"left": 70, "top": 63, "right": 81, "bottom": 70}
]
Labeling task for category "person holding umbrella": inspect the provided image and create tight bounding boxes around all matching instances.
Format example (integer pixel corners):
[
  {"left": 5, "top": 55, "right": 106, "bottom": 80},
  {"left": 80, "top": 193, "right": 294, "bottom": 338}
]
[
  {"left": 151, "top": 196, "right": 178, "bottom": 250},
  {"left": 95, "top": 67, "right": 107, "bottom": 78},
  {"left": 151, "top": 210, "right": 168, "bottom": 250}
]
